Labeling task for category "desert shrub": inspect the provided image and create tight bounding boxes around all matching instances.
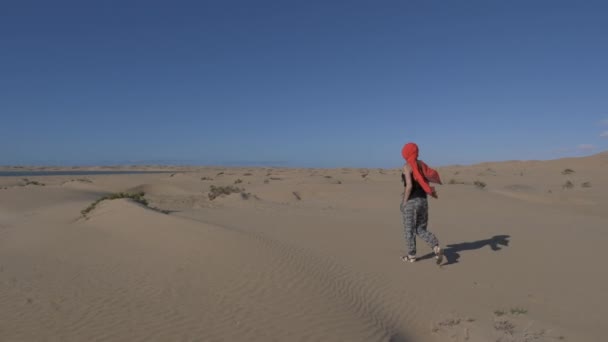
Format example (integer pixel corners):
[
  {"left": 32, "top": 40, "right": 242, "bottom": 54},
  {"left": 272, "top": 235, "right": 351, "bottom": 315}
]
[
  {"left": 494, "top": 320, "right": 515, "bottom": 335},
  {"left": 581, "top": 182, "right": 591, "bottom": 188},
  {"left": 510, "top": 307, "right": 528, "bottom": 315},
  {"left": 494, "top": 310, "right": 506, "bottom": 317},
  {"left": 562, "top": 168, "right": 575, "bottom": 175},
  {"left": 562, "top": 180, "right": 574, "bottom": 189},
  {"left": 473, "top": 180, "right": 486, "bottom": 189},
  {"left": 234, "top": 179, "right": 243, "bottom": 184},
  {"left": 208, "top": 185, "right": 243, "bottom": 200},
  {"left": 22, "top": 178, "right": 45, "bottom": 186},
  {"left": 81, "top": 192, "right": 148, "bottom": 217},
  {"left": 292, "top": 191, "right": 301, "bottom": 200}
]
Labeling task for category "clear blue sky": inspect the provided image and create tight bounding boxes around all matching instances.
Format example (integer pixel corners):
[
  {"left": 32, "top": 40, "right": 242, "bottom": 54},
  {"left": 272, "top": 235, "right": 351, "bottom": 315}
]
[{"left": 1, "top": 0, "right": 607, "bottom": 167}]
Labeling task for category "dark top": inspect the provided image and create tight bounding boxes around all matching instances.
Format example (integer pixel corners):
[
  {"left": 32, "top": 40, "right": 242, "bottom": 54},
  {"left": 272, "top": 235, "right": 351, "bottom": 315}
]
[{"left": 401, "top": 167, "right": 427, "bottom": 200}]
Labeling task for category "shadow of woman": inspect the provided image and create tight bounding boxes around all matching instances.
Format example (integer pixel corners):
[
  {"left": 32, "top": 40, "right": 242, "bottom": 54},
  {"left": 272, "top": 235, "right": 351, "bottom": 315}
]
[{"left": 417, "top": 235, "right": 510, "bottom": 266}]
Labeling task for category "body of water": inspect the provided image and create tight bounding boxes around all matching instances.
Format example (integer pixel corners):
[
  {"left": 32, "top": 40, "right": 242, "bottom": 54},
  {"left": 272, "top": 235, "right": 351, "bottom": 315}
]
[{"left": 0, "top": 171, "right": 175, "bottom": 177}]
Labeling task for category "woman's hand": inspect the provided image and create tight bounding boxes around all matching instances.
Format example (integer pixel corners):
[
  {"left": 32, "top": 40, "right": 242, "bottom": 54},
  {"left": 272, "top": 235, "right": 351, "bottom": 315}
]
[{"left": 431, "top": 190, "right": 439, "bottom": 199}]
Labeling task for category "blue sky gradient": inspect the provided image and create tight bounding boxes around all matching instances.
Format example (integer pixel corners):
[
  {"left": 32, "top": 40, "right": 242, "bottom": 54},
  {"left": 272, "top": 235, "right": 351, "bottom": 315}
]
[{"left": 1, "top": 0, "right": 607, "bottom": 167}]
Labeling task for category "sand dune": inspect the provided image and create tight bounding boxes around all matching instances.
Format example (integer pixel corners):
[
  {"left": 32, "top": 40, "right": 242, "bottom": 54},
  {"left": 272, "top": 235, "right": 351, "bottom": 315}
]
[{"left": 1, "top": 153, "right": 607, "bottom": 341}]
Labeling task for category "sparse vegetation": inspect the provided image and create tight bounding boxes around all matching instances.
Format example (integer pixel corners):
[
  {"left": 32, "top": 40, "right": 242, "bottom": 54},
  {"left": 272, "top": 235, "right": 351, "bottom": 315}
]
[
  {"left": 473, "top": 180, "right": 486, "bottom": 189},
  {"left": 562, "top": 180, "right": 574, "bottom": 189},
  {"left": 324, "top": 175, "right": 332, "bottom": 179},
  {"left": 216, "top": 171, "right": 224, "bottom": 176},
  {"left": 81, "top": 192, "right": 149, "bottom": 217},
  {"left": 264, "top": 179, "right": 269, "bottom": 184},
  {"left": 240, "top": 192, "right": 252, "bottom": 200},
  {"left": 494, "top": 310, "right": 506, "bottom": 317},
  {"left": 449, "top": 179, "right": 466, "bottom": 185},
  {"left": 562, "top": 168, "right": 575, "bottom": 175},
  {"left": 270, "top": 177, "right": 282, "bottom": 181},
  {"left": 234, "top": 179, "right": 243, "bottom": 184},
  {"left": 208, "top": 185, "right": 244, "bottom": 200},
  {"left": 243, "top": 173, "right": 252, "bottom": 176},
  {"left": 361, "top": 173, "right": 369, "bottom": 178},
  {"left": 494, "top": 320, "right": 515, "bottom": 335},
  {"left": 581, "top": 181, "right": 591, "bottom": 188},
  {"left": 21, "top": 178, "right": 45, "bottom": 186},
  {"left": 438, "top": 318, "right": 461, "bottom": 327},
  {"left": 510, "top": 307, "right": 528, "bottom": 315},
  {"left": 292, "top": 191, "right": 301, "bottom": 200},
  {"left": 201, "top": 177, "right": 213, "bottom": 181}
]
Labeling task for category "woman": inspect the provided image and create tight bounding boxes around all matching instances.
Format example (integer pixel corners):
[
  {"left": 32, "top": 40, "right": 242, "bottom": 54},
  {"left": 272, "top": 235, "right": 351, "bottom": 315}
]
[{"left": 400, "top": 142, "right": 443, "bottom": 264}]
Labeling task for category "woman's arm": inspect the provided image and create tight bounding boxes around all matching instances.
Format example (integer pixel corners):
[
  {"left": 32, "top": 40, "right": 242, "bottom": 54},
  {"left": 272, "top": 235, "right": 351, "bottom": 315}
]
[{"left": 402, "top": 164, "right": 413, "bottom": 202}]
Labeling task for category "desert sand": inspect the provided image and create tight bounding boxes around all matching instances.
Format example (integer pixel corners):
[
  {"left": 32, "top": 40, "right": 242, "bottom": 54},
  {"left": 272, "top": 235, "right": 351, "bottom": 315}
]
[{"left": 1, "top": 152, "right": 607, "bottom": 341}]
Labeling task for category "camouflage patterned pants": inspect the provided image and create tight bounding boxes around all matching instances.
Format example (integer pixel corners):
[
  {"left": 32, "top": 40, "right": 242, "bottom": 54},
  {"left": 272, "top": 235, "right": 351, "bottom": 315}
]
[{"left": 400, "top": 197, "right": 439, "bottom": 256}]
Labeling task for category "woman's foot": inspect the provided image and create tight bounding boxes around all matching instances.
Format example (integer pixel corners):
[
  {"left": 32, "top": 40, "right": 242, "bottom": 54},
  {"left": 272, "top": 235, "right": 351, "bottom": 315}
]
[
  {"left": 433, "top": 246, "right": 443, "bottom": 265},
  {"left": 401, "top": 255, "right": 417, "bottom": 263}
]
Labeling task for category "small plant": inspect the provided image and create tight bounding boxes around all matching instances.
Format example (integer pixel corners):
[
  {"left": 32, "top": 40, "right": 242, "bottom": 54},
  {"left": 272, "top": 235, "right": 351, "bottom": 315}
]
[
  {"left": 449, "top": 179, "right": 466, "bottom": 185},
  {"left": 562, "top": 168, "right": 575, "bottom": 175},
  {"left": 208, "top": 185, "right": 244, "bottom": 200},
  {"left": 510, "top": 307, "right": 528, "bottom": 315},
  {"left": 562, "top": 180, "right": 574, "bottom": 189},
  {"left": 361, "top": 173, "right": 369, "bottom": 178},
  {"left": 292, "top": 191, "right": 301, "bottom": 200},
  {"left": 201, "top": 177, "right": 213, "bottom": 181},
  {"left": 324, "top": 175, "right": 332, "bottom": 179},
  {"left": 581, "top": 182, "right": 591, "bottom": 188},
  {"left": 473, "top": 180, "right": 486, "bottom": 189},
  {"left": 243, "top": 173, "right": 252, "bottom": 176},
  {"left": 264, "top": 179, "right": 269, "bottom": 184},
  {"left": 240, "top": 192, "right": 252, "bottom": 200},
  {"left": 81, "top": 192, "right": 149, "bottom": 217},
  {"left": 216, "top": 171, "right": 224, "bottom": 176},
  {"left": 234, "top": 179, "right": 243, "bottom": 184},
  {"left": 270, "top": 177, "right": 282, "bottom": 181},
  {"left": 494, "top": 310, "right": 506, "bottom": 317}
]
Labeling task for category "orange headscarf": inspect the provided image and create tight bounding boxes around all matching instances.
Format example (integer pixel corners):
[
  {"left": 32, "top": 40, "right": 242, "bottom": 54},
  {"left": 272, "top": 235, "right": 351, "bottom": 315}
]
[{"left": 401, "top": 143, "right": 442, "bottom": 195}]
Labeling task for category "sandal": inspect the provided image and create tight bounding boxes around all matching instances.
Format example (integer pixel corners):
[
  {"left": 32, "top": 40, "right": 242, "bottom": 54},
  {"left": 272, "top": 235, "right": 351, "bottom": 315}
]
[
  {"left": 401, "top": 255, "right": 417, "bottom": 263},
  {"left": 434, "top": 246, "right": 443, "bottom": 265}
]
